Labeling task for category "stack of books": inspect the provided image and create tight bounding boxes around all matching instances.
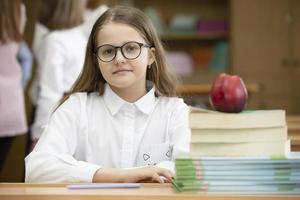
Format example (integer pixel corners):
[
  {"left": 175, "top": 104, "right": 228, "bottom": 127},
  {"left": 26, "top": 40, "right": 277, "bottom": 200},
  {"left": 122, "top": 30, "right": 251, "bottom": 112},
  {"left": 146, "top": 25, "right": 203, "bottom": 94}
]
[
  {"left": 172, "top": 154, "right": 300, "bottom": 194},
  {"left": 172, "top": 107, "right": 299, "bottom": 194},
  {"left": 189, "top": 108, "right": 290, "bottom": 157}
]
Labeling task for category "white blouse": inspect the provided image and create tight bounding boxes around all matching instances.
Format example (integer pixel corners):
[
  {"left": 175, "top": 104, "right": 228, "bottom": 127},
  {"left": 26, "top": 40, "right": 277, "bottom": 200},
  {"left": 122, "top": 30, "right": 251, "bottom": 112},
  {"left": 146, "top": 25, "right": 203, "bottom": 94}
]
[
  {"left": 30, "top": 27, "right": 87, "bottom": 140},
  {"left": 25, "top": 84, "right": 191, "bottom": 183}
]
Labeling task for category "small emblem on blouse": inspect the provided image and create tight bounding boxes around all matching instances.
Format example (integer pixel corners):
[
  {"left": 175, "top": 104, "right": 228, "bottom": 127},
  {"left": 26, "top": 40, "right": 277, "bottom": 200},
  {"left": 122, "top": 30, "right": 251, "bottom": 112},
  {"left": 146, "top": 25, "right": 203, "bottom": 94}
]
[{"left": 143, "top": 153, "right": 150, "bottom": 161}]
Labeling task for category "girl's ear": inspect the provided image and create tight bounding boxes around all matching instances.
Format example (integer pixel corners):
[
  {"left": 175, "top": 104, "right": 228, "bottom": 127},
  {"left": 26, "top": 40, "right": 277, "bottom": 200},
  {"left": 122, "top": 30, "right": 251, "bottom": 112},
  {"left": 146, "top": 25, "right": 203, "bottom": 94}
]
[{"left": 148, "top": 47, "right": 156, "bottom": 66}]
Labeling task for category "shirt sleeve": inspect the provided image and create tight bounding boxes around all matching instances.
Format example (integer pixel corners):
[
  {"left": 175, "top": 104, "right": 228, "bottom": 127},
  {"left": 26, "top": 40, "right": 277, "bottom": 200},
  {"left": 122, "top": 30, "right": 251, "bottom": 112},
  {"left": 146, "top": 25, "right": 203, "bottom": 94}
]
[
  {"left": 157, "top": 99, "right": 191, "bottom": 173},
  {"left": 31, "top": 35, "right": 67, "bottom": 140},
  {"left": 25, "top": 94, "right": 101, "bottom": 183}
]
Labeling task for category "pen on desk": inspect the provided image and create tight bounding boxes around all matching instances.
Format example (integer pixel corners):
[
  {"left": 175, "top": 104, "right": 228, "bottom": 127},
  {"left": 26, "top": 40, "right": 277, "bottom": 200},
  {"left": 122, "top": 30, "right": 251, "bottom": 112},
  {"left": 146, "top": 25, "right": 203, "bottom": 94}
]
[{"left": 66, "top": 183, "right": 141, "bottom": 189}]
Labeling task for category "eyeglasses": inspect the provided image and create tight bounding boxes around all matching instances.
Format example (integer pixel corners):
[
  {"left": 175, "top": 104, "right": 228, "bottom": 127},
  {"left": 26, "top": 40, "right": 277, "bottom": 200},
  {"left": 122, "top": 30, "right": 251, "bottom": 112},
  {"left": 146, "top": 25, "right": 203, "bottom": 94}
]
[{"left": 94, "top": 41, "right": 151, "bottom": 62}]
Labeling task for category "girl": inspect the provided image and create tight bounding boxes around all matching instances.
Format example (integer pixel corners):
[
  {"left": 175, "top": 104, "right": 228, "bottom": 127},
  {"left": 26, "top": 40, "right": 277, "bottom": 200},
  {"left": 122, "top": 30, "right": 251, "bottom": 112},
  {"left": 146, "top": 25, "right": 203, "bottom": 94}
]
[{"left": 25, "top": 6, "right": 190, "bottom": 183}]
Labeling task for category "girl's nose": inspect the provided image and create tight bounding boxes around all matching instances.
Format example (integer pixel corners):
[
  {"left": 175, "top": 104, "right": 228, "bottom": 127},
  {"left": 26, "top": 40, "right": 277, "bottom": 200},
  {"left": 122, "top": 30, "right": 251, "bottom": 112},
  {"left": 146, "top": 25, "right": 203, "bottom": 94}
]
[{"left": 114, "top": 49, "right": 126, "bottom": 64}]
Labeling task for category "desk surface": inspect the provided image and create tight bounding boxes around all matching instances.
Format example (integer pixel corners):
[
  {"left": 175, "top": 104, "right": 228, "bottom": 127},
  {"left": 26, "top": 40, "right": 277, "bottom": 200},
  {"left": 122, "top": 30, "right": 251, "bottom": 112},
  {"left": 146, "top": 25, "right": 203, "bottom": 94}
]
[{"left": 0, "top": 183, "right": 299, "bottom": 200}]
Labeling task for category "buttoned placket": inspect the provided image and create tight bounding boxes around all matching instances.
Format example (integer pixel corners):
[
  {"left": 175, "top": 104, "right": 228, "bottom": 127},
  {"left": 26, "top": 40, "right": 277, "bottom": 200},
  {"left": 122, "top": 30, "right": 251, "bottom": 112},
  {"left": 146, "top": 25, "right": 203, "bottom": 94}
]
[{"left": 120, "top": 103, "right": 136, "bottom": 168}]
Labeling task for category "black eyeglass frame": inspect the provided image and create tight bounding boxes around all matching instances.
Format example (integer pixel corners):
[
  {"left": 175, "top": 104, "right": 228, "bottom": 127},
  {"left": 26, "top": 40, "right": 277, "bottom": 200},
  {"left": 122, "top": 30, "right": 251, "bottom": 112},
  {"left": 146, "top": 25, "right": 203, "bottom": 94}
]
[{"left": 94, "top": 41, "right": 152, "bottom": 62}]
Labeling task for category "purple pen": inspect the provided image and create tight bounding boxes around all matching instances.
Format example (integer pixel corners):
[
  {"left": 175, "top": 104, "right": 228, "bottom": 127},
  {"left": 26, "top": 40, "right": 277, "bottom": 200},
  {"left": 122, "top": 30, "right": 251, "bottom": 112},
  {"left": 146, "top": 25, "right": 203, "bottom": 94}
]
[{"left": 66, "top": 183, "right": 141, "bottom": 189}]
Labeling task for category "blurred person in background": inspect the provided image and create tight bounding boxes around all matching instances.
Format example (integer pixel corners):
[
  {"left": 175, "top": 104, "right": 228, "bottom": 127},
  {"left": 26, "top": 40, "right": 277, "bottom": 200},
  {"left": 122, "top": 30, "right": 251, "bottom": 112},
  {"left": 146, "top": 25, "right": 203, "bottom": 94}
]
[
  {"left": 29, "top": 0, "right": 87, "bottom": 149},
  {"left": 18, "top": 40, "right": 33, "bottom": 89},
  {"left": 30, "top": 0, "right": 107, "bottom": 109},
  {"left": 29, "top": 0, "right": 108, "bottom": 138},
  {"left": 0, "top": 0, "right": 28, "bottom": 171},
  {"left": 82, "top": 0, "right": 108, "bottom": 38},
  {"left": 32, "top": 0, "right": 107, "bottom": 56}
]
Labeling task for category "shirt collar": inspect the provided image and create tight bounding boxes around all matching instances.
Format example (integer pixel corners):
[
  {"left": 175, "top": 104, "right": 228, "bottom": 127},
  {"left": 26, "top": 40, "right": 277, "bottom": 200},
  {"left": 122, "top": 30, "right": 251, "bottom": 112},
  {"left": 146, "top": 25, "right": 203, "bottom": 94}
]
[
  {"left": 103, "top": 83, "right": 156, "bottom": 116},
  {"left": 134, "top": 86, "right": 156, "bottom": 115},
  {"left": 103, "top": 84, "right": 125, "bottom": 116}
]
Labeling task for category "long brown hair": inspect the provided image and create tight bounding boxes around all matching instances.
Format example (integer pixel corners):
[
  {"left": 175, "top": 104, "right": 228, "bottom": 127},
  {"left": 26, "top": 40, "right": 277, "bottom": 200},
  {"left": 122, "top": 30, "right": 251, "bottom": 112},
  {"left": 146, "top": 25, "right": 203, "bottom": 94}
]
[
  {"left": 38, "top": 0, "right": 85, "bottom": 31},
  {"left": 58, "top": 6, "right": 179, "bottom": 108},
  {"left": 0, "top": 0, "right": 22, "bottom": 43}
]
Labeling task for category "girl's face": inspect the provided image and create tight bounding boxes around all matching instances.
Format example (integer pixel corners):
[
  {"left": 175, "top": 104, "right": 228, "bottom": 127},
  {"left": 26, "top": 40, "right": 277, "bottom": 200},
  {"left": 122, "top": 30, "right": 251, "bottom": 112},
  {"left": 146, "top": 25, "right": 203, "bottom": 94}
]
[{"left": 95, "top": 22, "right": 154, "bottom": 91}]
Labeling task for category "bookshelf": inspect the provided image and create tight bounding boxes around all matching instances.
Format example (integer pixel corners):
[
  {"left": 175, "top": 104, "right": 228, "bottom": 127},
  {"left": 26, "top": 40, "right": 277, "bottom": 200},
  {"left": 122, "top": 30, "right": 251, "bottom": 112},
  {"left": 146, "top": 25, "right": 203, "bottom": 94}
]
[
  {"left": 231, "top": 0, "right": 300, "bottom": 114},
  {"left": 160, "top": 32, "right": 228, "bottom": 41}
]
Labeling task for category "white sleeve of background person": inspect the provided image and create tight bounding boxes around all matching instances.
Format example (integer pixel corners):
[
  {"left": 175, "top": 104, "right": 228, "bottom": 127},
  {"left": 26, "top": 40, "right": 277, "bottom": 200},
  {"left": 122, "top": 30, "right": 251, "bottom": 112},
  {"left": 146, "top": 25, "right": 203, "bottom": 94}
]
[{"left": 30, "top": 36, "right": 66, "bottom": 140}]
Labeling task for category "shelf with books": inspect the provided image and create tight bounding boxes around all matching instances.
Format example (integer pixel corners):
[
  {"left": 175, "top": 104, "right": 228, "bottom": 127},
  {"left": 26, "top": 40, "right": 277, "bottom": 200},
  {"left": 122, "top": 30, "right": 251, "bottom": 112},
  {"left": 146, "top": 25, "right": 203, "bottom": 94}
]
[{"left": 160, "top": 32, "right": 228, "bottom": 41}]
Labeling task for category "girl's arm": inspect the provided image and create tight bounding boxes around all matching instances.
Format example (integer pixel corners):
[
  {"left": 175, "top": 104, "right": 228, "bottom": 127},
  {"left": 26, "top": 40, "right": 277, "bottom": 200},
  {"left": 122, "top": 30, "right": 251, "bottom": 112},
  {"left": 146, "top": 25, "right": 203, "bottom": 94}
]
[
  {"left": 25, "top": 94, "right": 100, "bottom": 182},
  {"left": 92, "top": 166, "right": 173, "bottom": 183}
]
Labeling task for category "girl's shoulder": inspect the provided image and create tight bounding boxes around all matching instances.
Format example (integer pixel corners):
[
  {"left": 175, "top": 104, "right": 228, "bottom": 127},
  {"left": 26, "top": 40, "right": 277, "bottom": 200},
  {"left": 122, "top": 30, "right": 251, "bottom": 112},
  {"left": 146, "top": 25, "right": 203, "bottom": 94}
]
[
  {"left": 157, "top": 96, "right": 189, "bottom": 111},
  {"left": 153, "top": 96, "right": 190, "bottom": 119},
  {"left": 55, "top": 92, "right": 102, "bottom": 116},
  {"left": 59, "top": 92, "right": 87, "bottom": 108},
  {"left": 66, "top": 92, "right": 100, "bottom": 103}
]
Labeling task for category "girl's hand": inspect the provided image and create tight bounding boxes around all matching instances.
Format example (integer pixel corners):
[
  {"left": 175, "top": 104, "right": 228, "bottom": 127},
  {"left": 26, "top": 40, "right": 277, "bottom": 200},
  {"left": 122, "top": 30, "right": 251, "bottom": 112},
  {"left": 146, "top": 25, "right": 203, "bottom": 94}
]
[{"left": 124, "top": 166, "right": 174, "bottom": 183}]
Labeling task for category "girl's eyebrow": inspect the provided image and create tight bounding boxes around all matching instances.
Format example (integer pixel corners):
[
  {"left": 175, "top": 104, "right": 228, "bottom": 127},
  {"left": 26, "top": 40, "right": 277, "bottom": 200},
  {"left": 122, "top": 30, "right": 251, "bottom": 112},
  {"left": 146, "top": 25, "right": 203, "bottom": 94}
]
[{"left": 96, "top": 41, "right": 145, "bottom": 47}]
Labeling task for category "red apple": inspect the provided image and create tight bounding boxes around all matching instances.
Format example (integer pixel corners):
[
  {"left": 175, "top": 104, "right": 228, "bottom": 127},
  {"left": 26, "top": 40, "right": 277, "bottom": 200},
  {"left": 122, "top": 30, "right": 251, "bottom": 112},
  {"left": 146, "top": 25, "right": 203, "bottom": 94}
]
[{"left": 209, "top": 73, "right": 248, "bottom": 113}]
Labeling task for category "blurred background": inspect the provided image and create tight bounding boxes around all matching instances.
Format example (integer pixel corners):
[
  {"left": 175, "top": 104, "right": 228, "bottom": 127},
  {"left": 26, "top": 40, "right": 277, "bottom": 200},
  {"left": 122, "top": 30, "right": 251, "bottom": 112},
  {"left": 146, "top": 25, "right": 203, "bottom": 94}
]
[{"left": 0, "top": 0, "right": 299, "bottom": 182}]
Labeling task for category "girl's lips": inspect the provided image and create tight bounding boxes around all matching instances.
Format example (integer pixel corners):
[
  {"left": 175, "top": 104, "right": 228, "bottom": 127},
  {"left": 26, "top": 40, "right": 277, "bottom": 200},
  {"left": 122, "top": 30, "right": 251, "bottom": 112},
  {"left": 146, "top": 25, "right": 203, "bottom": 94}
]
[{"left": 112, "top": 69, "right": 133, "bottom": 74}]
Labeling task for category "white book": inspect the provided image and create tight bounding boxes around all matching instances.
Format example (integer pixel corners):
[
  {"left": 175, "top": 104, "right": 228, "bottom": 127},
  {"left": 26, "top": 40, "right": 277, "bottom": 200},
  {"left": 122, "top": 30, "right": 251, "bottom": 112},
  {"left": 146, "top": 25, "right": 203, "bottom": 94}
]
[
  {"left": 189, "top": 108, "right": 286, "bottom": 129},
  {"left": 191, "top": 126, "right": 287, "bottom": 143}
]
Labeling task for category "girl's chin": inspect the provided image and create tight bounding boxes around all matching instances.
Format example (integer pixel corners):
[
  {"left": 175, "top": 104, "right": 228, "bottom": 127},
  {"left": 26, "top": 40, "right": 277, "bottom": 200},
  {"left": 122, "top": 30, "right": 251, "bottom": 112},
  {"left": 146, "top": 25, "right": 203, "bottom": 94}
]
[{"left": 108, "top": 81, "right": 135, "bottom": 89}]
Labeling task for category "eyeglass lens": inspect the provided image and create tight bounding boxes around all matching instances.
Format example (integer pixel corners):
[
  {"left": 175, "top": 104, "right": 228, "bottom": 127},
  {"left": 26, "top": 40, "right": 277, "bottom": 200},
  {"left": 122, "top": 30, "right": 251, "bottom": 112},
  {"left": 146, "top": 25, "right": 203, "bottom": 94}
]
[{"left": 97, "top": 42, "right": 143, "bottom": 62}]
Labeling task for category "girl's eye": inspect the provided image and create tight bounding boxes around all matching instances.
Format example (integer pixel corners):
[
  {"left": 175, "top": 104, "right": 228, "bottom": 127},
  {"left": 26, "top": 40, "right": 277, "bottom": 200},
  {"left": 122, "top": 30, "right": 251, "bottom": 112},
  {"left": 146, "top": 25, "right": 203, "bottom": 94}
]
[
  {"left": 125, "top": 44, "right": 139, "bottom": 52},
  {"left": 102, "top": 48, "right": 114, "bottom": 55}
]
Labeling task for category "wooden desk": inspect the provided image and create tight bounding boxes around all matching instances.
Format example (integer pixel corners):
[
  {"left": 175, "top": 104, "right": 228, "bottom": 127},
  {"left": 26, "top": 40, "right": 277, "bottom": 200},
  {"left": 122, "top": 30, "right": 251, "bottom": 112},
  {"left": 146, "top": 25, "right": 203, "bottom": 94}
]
[{"left": 0, "top": 183, "right": 298, "bottom": 200}]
